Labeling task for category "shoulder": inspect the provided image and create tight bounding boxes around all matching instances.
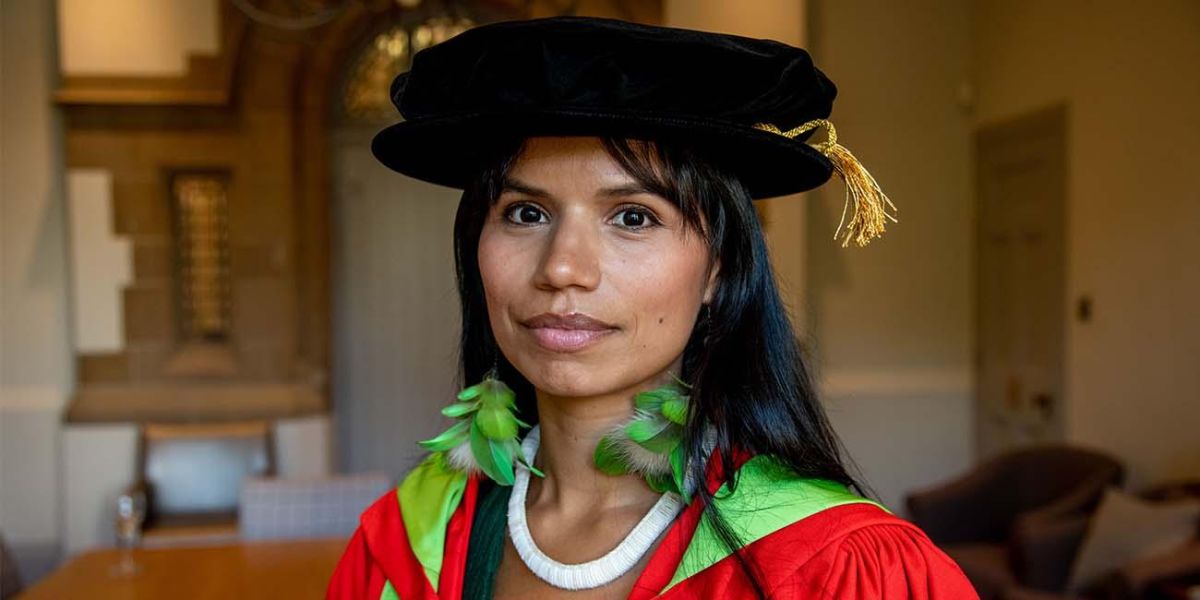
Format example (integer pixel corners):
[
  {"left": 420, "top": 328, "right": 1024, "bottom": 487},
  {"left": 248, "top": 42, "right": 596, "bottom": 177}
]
[
  {"left": 765, "top": 503, "right": 981, "bottom": 599},
  {"left": 336, "top": 456, "right": 479, "bottom": 600},
  {"left": 661, "top": 460, "right": 979, "bottom": 599},
  {"left": 666, "top": 457, "right": 897, "bottom": 587},
  {"left": 682, "top": 456, "right": 979, "bottom": 598},
  {"left": 357, "top": 454, "right": 472, "bottom": 544},
  {"left": 351, "top": 455, "right": 466, "bottom": 565}
]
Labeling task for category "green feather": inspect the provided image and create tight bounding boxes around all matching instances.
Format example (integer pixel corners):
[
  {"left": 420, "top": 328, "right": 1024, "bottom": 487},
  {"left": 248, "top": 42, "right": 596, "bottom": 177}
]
[
  {"left": 424, "top": 374, "right": 538, "bottom": 486},
  {"left": 635, "top": 426, "right": 681, "bottom": 454},
  {"left": 634, "top": 386, "right": 681, "bottom": 411},
  {"left": 669, "top": 443, "right": 688, "bottom": 500},
  {"left": 644, "top": 472, "right": 673, "bottom": 494},
  {"left": 476, "top": 405, "right": 518, "bottom": 440},
  {"left": 625, "top": 416, "right": 670, "bottom": 443},
  {"left": 661, "top": 396, "right": 688, "bottom": 425},
  {"left": 469, "top": 421, "right": 508, "bottom": 484},
  {"left": 457, "top": 383, "right": 484, "bottom": 401},
  {"left": 507, "top": 439, "right": 544, "bottom": 478},
  {"left": 441, "top": 401, "right": 479, "bottom": 418},
  {"left": 418, "top": 420, "right": 469, "bottom": 452},
  {"left": 488, "top": 438, "right": 515, "bottom": 486},
  {"left": 478, "top": 378, "right": 516, "bottom": 409},
  {"left": 593, "top": 435, "right": 630, "bottom": 476}
]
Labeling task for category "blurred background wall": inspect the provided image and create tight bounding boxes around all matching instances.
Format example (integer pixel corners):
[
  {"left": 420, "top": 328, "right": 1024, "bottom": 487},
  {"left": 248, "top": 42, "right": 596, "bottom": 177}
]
[
  {"left": 972, "top": 0, "right": 1200, "bottom": 491},
  {"left": 804, "top": 0, "right": 975, "bottom": 510},
  {"left": 1, "top": 0, "right": 71, "bottom": 581}
]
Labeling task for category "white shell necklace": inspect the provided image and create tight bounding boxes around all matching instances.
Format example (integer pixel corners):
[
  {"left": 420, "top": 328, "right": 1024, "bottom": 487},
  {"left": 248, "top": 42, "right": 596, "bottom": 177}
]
[{"left": 507, "top": 425, "right": 686, "bottom": 590}]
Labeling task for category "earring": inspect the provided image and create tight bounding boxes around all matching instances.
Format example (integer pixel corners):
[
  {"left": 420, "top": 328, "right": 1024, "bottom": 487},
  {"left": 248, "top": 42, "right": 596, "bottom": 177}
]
[
  {"left": 593, "top": 374, "right": 694, "bottom": 500},
  {"left": 419, "top": 361, "right": 542, "bottom": 485}
]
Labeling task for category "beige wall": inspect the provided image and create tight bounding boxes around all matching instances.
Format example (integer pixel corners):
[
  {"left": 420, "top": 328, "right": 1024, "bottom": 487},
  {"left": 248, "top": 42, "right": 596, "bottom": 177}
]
[
  {"left": 807, "top": 0, "right": 975, "bottom": 511},
  {"left": 808, "top": 0, "right": 973, "bottom": 379},
  {"left": 974, "top": 0, "right": 1200, "bottom": 488},
  {"left": 0, "top": 0, "right": 71, "bottom": 576},
  {"left": 58, "top": 0, "right": 218, "bottom": 76},
  {"left": 666, "top": 0, "right": 804, "bottom": 44},
  {"left": 66, "top": 169, "right": 132, "bottom": 354}
]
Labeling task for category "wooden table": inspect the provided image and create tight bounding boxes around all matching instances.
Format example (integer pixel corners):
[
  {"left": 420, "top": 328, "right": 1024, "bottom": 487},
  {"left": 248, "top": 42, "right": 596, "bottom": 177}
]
[{"left": 20, "top": 538, "right": 348, "bottom": 599}]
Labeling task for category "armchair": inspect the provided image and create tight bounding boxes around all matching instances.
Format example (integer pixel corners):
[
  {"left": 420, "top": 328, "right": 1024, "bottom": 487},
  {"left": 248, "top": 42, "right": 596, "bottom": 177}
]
[
  {"left": 999, "top": 481, "right": 1200, "bottom": 600},
  {"left": 906, "top": 444, "right": 1124, "bottom": 599}
]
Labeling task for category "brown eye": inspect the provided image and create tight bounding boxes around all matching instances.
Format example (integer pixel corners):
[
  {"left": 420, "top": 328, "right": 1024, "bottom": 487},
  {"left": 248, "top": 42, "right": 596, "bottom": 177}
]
[
  {"left": 504, "top": 203, "right": 548, "bottom": 225},
  {"left": 612, "top": 207, "right": 659, "bottom": 230}
]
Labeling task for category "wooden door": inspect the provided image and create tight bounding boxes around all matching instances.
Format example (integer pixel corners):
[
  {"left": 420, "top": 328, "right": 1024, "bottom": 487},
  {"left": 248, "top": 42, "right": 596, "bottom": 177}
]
[{"left": 975, "top": 106, "right": 1068, "bottom": 458}]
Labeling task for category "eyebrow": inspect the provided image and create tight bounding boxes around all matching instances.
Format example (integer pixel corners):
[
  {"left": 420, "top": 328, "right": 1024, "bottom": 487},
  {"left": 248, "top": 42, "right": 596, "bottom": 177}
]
[{"left": 500, "top": 177, "right": 655, "bottom": 199}]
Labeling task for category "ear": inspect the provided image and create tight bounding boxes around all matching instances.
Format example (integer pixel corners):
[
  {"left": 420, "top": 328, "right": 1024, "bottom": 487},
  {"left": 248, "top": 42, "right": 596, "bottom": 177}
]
[{"left": 702, "top": 259, "right": 721, "bottom": 305}]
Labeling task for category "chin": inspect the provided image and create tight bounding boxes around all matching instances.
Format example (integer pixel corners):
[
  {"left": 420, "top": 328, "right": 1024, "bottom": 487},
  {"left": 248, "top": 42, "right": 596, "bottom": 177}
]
[
  {"left": 508, "top": 352, "right": 667, "bottom": 400},
  {"left": 526, "top": 365, "right": 603, "bottom": 397},
  {"left": 518, "top": 359, "right": 620, "bottom": 398}
]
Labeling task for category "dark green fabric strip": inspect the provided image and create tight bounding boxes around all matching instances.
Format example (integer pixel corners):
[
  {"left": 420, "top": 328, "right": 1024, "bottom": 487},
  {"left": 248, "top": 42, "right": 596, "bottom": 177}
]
[{"left": 463, "top": 481, "right": 512, "bottom": 600}]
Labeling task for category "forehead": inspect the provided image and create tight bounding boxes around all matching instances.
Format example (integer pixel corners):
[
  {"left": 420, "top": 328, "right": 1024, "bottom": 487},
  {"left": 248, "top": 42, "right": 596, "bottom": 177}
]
[{"left": 506, "top": 137, "right": 634, "bottom": 185}]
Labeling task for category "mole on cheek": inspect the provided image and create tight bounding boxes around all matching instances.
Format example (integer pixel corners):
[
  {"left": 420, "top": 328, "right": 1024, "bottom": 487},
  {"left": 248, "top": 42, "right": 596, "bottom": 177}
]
[{"left": 658, "top": 317, "right": 664, "bottom": 324}]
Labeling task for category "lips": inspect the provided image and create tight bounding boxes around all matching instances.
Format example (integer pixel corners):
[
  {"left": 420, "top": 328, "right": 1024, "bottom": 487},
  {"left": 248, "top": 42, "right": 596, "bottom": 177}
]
[{"left": 521, "top": 312, "right": 618, "bottom": 352}]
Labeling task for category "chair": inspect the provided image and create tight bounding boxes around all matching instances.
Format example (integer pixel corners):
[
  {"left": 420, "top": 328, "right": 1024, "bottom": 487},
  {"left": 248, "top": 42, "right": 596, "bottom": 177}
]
[
  {"left": 999, "top": 480, "right": 1200, "bottom": 600},
  {"left": 128, "top": 421, "right": 274, "bottom": 547},
  {"left": 906, "top": 444, "right": 1125, "bottom": 599},
  {"left": 239, "top": 473, "right": 392, "bottom": 541}
]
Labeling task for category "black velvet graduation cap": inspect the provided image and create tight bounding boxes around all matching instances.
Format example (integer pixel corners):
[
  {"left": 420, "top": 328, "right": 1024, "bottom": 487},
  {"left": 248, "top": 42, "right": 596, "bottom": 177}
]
[{"left": 372, "top": 16, "right": 897, "bottom": 247}]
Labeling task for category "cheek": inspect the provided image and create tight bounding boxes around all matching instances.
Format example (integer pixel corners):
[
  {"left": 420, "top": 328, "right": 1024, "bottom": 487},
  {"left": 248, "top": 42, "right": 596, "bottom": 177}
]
[
  {"left": 477, "top": 228, "right": 520, "bottom": 329},
  {"left": 617, "top": 241, "right": 709, "bottom": 342}
]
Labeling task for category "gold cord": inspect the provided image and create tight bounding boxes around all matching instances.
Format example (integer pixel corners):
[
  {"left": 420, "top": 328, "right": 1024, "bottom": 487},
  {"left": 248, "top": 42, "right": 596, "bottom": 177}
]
[{"left": 754, "top": 119, "right": 898, "bottom": 247}]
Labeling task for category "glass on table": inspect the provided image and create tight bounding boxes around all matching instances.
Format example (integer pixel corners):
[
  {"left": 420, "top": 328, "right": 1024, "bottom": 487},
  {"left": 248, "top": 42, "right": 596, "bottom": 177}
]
[{"left": 109, "top": 487, "right": 146, "bottom": 578}]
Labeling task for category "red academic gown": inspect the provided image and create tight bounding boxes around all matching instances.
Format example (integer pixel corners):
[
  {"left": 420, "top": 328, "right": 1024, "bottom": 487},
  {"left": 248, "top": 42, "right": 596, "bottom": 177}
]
[{"left": 327, "top": 463, "right": 979, "bottom": 599}]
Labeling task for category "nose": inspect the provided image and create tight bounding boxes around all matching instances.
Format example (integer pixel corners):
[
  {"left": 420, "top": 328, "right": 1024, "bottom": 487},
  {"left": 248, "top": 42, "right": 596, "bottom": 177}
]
[{"left": 534, "top": 211, "right": 602, "bottom": 292}]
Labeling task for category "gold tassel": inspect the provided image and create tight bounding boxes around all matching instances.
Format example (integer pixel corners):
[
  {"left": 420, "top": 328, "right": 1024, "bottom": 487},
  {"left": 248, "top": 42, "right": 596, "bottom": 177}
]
[{"left": 754, "top": 119, "right": 898, "bottom": 247}]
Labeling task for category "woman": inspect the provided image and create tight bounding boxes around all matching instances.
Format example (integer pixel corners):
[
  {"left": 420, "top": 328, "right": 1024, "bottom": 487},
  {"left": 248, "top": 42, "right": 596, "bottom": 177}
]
[{"left": 328, "top": 16, "right": 978, "bottom": 600}]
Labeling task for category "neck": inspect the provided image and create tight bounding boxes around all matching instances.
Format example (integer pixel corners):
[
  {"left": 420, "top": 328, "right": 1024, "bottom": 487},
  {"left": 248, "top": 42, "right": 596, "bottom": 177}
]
[{"left": 527, "top": 368, "right": 678, "bottom": 512}]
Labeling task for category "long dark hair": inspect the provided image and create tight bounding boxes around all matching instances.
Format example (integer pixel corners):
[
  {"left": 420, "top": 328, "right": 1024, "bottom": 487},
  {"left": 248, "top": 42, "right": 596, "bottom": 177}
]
[{"left": 452, "top": 134, "right": 872, "bottom": 597}]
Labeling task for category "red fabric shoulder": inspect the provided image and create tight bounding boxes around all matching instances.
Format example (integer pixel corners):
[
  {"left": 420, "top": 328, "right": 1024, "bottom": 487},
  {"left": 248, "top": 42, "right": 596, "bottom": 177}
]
[
  {"left": 776, "top": 504, "right": 979, "bottom": 599},
  {"left": 654, "top": 503, "right": 979, "bottom": 600},
  {"left": 326, "top": 477, "right": 479, "bottom": 600},
  {"left": 326, "top": 509, "right": 391, "bottom": 600}
]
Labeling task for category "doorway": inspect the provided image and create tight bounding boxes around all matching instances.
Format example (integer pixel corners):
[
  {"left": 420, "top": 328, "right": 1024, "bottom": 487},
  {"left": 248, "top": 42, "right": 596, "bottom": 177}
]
[{"left": 974, "top": 105, "right": 1068, "bottom": 459}]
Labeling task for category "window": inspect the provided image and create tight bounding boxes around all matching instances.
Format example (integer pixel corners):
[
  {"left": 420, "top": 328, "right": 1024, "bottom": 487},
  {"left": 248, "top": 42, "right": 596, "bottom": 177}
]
[{"left": 171, "top": 172, "right": 232, "bottom": 343}]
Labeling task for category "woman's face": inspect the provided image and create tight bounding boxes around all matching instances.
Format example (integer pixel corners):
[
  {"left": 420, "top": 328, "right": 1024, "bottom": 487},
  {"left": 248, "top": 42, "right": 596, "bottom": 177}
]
[{"left": 478, "top": 137, "right": 718, "bottom": 399}]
